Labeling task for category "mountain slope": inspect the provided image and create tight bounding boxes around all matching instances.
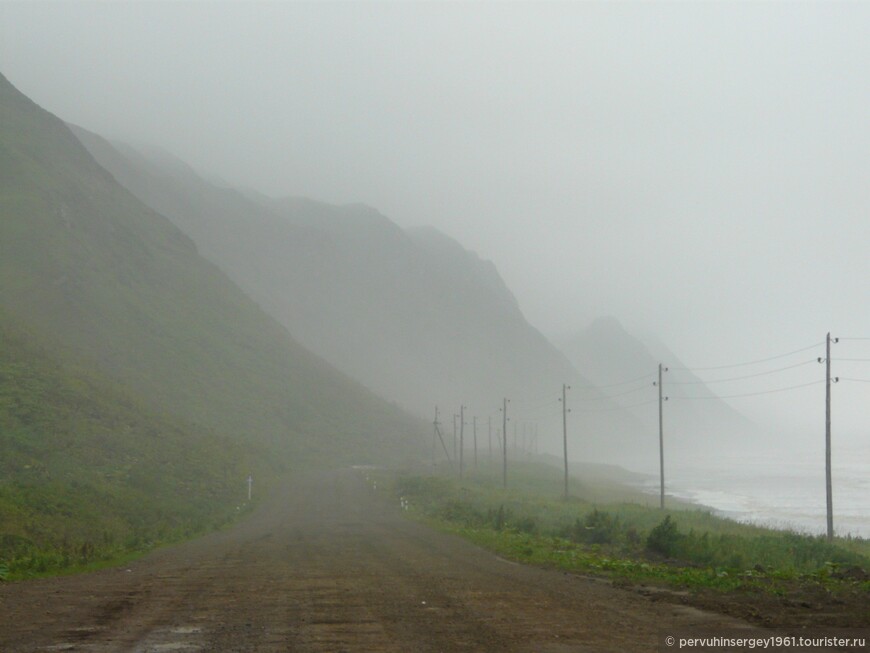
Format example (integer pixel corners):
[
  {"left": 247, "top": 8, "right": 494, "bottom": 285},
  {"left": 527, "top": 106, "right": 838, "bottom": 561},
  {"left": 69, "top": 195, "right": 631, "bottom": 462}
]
[
  {"left": 68, "top": 133, "right": 603, "bottom": 432},
  {"left": 71, "top": 131, "right": 661, "bottom": 464},
  {"left": 0, "top": 71, "right": 423, "bottom": 467},
  {"left": 0, "top": 313, "right": 252, "bottom": 576},
  {"left": 559, "top": 316, "right": 757, "bottom": 463}
]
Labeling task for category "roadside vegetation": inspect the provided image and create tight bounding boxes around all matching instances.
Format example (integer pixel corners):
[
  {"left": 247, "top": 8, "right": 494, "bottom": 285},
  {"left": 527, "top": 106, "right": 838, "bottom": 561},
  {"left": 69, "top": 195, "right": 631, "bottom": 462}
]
[{"left": 383, "top": 461, "right": 870, "bottom": 605}]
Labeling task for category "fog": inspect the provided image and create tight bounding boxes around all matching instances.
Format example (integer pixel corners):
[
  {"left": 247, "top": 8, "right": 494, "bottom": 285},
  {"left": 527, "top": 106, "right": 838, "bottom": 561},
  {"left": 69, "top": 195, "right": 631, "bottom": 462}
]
[{"left": 2, "top": 1, "right": 867, "bottom": 453}]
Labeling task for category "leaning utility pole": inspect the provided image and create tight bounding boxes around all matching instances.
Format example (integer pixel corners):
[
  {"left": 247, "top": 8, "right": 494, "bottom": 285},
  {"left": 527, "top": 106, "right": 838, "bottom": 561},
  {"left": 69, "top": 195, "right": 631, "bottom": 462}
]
[
  {"left": 433, "top": 406, "right": 452, "bottom": 468},
  {"left": 502, "top": 398, "right": 509, "bottom": 488},
  {"left": 822, "top": 333, "right": 839, "bottom": 540},
  {"left": 561, "top": 384, "right": 571, "bottom": 498},
  {"left": 655, "top": 364, "right": 668, "bottom": 509}
]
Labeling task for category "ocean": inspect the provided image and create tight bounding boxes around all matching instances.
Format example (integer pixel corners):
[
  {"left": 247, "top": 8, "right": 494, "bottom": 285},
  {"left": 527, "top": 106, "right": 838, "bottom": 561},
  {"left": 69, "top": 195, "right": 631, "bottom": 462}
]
[{"left": 641, "top": 444, "right": 870, "bottom": 539}]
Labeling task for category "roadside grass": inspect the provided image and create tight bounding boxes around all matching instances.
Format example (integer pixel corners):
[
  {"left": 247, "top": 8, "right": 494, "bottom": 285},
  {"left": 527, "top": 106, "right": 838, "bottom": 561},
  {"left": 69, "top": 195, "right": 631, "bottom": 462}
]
[
  {"left": 384, "top": 461, "right": 870, "bottom": 595},
  {"left": 0, "top": 498, "right": 257, "bottom": 582},
  {"left": 0, "top": 319, "right": 273, "bottom": 581}
]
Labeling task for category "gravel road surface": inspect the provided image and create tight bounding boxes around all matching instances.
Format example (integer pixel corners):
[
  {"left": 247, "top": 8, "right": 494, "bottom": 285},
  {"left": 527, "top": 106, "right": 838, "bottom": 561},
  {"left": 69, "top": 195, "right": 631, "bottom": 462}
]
[{"left": 0, "top": 469, "right": 751, "bottom": 652}]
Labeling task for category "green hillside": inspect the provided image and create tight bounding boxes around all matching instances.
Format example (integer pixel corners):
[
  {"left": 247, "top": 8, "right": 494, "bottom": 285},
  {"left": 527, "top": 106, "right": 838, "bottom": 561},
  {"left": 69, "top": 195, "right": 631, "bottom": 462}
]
[
  {"left": 0, "top": 71, "right": 424, "bottom": 575},
  {"left": 0, "top": 71, "right": 423, "bottom": 465},
  {"left": 0, "top": 314, "right": 254, "bottom": 577}
]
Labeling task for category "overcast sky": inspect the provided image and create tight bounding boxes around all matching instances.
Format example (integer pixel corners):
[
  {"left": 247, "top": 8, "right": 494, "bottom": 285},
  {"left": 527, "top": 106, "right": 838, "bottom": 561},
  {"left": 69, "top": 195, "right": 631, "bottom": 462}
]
[{"left": 2, "top": 1, "right": 868, "bottom": 443}]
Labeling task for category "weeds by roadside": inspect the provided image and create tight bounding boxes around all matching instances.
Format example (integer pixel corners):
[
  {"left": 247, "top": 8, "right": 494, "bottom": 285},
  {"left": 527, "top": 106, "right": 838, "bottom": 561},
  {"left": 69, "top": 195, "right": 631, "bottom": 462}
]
[{"left": 384, "top": 468, "right": 870, "bottom": 601}]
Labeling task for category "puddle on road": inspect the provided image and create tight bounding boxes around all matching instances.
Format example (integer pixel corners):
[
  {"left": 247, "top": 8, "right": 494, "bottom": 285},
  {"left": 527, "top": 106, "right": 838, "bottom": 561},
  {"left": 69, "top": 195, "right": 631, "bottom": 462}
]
[
  {"left": 129, "top": 624, "right": 205, "bottom": 653},
  {"left": 42, "top": 625, "right": 205, "bottom": 653},
  {"left": 169, "top": 626, "right": 202, "bottom": 635}
]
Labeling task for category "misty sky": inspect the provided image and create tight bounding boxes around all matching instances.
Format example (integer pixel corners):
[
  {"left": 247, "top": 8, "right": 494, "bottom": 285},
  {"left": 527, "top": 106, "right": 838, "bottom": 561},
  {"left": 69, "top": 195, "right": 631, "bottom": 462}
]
[{"left": 1, "top": 1, "right": 868, "bottom": 443}]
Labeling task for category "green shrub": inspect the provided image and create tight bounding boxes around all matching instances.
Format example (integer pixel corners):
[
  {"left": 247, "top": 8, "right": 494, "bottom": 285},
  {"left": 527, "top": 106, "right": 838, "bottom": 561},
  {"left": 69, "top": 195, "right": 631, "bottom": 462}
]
[
  {"left": 563, "top": 509, "right": 624, "bottom": 545},
  {"left": 513, "top": 515, "right": 538, "bottom": 534},
  {"left": 646, "top": 515, "right": 682, "bottom": 557}
]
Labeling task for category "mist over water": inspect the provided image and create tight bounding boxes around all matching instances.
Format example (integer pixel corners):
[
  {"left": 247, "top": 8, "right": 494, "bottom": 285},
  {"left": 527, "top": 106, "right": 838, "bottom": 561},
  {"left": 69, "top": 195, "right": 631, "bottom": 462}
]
[{"left": 648, "top": 444, "right": 870, "bottom": 538}]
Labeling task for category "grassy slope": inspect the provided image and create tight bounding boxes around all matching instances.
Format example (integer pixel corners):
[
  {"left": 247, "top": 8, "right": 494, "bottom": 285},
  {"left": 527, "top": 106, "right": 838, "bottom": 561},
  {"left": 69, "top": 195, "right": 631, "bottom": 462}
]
[
  {"left": 0, "top": 72, "right": 423, "bottom": 466},
  {"left": 0, "top": 313, "right": 257, "bottom": 578},
  {"left": 0, "top": 71, "right": 424, "bottom": 576}
]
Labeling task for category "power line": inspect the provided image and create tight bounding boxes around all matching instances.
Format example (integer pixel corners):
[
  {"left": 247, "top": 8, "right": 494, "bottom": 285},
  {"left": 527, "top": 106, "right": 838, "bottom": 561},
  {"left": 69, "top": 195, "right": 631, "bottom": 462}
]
[
  {"left": 672, "top": 379, "right": 824, "bottom": 400},
  {"left": 511, "top": 396, "right": 559, "bottom": 413},
  {"left": 512, "top": 390, "right": 562, "bottom": 405},
  {"left": 575, "top": 383, "right": 650, "bottom": 401},
  {"left": 574, "top": 398, "right": 659, "bottom": 413},
  {"left": 573, "top": 372, "right": 656, "bottom": 390},
  {"left": 833, "top": 358, "right": 870, "bottom": 362},
  {"left": 840, "top": 377, "right": 870, "bottom": 384},
  {"left": 671, "top": 342, "right": 823, "bottom": 372},
  {"left": 513, "top": 404, "right": 560, "bottom": 419},
  {"left": 669, "top": 359, "right": 817, "bottom": 385}
]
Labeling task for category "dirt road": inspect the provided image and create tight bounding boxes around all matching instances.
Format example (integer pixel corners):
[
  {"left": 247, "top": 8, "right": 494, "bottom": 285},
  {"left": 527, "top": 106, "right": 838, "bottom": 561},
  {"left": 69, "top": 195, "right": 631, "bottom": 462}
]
[{"left": 0, "top": 469, "right": 751, "bottom": 652}]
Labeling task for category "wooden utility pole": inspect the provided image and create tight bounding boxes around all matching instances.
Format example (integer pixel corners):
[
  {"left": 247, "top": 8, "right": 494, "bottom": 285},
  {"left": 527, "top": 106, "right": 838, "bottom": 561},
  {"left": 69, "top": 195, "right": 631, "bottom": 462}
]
[
  {"left": 459, "top": 405, "right": 465, "bottom": 479},
  {"left": 502, "top": 398, "right": 508, "bottom": 489},
  {"left": 656, "top": 364, "right": 668, "bottom": 509},
  {"left": 473, "top": 415, "right": 478, "bottom": 471},
  {"left": 432, "top": 405, "right": 438, "bottom": 470},
  {"left": 488, "top": 416, "right": 492, "bottom": 465},
  {"left": 433, "top": 405, "right": 452, "bottom": 467},
  {"left": 561, "top": 384, "right": 570, "bottom": 498},
  {"left": 824, "top": 332, "right": 838, "bottom": 540},
  {"left": 453, "top": 413, "right": 458, "bottom": 460}
]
